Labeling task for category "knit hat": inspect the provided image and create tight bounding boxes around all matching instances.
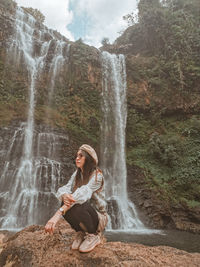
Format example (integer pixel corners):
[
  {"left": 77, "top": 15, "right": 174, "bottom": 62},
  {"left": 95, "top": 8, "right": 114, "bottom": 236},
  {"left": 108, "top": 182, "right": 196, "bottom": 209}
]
[{"left": 79, "top": 144, "right": 98, "bottom": 165}]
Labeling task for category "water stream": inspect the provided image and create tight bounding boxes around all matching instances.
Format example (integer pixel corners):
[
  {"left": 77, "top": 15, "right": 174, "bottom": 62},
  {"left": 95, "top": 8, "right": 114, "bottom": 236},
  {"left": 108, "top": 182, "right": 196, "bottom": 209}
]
[
  {"left": 101, "top": 51, "right": 146, "bottom": 231},
  {"left": 0, "top": 8, "right": 69, "bottom": 230}
]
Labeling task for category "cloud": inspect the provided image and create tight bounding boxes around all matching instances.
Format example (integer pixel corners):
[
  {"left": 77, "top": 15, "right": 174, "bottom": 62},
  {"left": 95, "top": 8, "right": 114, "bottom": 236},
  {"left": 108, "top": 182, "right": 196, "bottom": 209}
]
[
  {"left": 16, "top": 0, "right": 74, "bottom": 40},
  {"left": 68, "top": 0, "right": 137, "bottom": 47},
  {"left": 15, "top": 0, "right": 137, "bottom": 47}
]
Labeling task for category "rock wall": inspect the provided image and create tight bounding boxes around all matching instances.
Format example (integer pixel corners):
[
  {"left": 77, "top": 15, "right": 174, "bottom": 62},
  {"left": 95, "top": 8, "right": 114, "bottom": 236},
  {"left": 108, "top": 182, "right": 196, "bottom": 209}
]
[{"left": 0, "top": 121, "right": 78, "bottom": 226}]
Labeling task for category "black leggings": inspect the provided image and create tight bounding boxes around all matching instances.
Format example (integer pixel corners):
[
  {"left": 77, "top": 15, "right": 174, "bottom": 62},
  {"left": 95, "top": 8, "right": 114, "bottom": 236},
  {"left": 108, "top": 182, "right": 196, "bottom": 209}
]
[{"left": 62, "top": 202, "right": 99, "bottom": 233}]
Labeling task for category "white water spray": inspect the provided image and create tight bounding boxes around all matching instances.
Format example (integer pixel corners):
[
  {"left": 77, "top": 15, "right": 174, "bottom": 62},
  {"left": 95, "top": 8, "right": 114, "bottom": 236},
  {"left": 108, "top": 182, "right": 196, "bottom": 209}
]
[
  {"left": 48, "top": 41, "right": 67, "bottom": 101},
  {"left": 101, "top": 51, "right": 145, "bottom": 230},
  {"left": 0, "top": 8, "right": 69, "bottom": 229}
]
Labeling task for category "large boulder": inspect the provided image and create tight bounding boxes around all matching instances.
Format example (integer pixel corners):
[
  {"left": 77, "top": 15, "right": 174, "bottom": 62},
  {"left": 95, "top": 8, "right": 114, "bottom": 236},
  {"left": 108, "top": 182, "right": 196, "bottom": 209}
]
[{"left": 0, "top": 220, "right": 200, "bottom": 267}]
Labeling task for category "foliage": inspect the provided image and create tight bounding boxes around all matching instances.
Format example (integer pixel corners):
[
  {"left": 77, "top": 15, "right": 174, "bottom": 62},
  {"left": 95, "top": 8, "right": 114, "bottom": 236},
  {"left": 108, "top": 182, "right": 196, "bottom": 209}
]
[
  {"left": 101, "top": 37, "right": 110, "bottom": 46},
  {"left": 120, "top": 0, "right": 200, "bottom": 92},
  {"left": 123, "top": 12, "right": 138, "bottom": 26},
  {"left": 23, "top": 7, "right": 45, "bottom": 23},
  {"left": 181, "top": 116, "right": 200, "bottom": 137},
  {"left": 126, "top": 108, "right": 152, "bottom": 146},
  {"left": 148, "top": 132, "right": 178, "bottom": 166},
  {"left": 127, "top": 113, "right": 200, "bottom": 205},
  {"left": 75, "top": 38, "right": 84, "bottom": 44},
  {"left": 34, "top": 41, "right": 102, "bottom": 145}
]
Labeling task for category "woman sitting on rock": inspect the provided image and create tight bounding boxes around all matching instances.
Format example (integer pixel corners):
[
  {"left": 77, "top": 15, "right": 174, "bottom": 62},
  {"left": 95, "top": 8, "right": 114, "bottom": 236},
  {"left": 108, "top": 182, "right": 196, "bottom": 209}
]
[{"left": 45, "top": 144, "right": 108, "bottom": 253}]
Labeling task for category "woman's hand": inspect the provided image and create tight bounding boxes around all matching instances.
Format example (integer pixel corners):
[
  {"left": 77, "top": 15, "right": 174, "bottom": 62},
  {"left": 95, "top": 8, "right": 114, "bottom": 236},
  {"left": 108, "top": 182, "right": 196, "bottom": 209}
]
[
  {"left": 62, "top": 193, "right": 75, "bottom": 207},
  {"left": 44, "top": 211, "right": 61, "bottom": 234}
]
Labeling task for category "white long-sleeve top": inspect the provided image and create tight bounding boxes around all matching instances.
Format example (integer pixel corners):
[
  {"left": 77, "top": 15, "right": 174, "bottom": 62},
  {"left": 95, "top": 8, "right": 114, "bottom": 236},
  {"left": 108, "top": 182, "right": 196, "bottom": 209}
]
[{"left": 56, "top": 170, "right": 107, "bottom": 214}]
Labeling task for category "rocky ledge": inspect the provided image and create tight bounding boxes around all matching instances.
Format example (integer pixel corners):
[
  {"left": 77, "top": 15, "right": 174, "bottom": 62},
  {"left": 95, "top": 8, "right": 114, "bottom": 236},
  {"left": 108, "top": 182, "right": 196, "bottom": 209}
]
[{"left": 0, "top": 220, "right": 200, "bottom": 267}]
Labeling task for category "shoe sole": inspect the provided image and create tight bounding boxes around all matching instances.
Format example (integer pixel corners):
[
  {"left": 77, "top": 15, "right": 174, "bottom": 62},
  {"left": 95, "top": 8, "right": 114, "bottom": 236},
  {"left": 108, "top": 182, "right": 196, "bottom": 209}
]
[
  {"left": 71, "top": 241, "right": 84, "bottom": 250},
  {"left": 71, "top": 246, "right": 79, "bottom": 250},
  {"left": 79, "top": 239, "right": 101, "bottom": 253}
]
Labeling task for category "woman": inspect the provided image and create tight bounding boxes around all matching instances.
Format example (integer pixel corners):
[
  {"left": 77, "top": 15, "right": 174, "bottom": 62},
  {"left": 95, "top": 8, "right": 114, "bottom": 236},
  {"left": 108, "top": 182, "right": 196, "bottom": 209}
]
[{"left": 45, "top": 144, "right": 108, "bottom": 253}]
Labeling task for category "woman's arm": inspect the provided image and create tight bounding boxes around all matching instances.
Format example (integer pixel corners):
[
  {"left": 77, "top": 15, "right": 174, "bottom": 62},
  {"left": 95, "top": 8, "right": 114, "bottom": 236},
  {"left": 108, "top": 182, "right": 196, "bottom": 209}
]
[
  {"left": 45, "top": 171, "right": 77, "bottom": 234},
  {"left": 71, "top": 172, "right": 103, "bottom": 204},
  {"left": 56, "top": 171, "right": 76, "bottom": 201},
  {"left": 44, "top": 204, "right": 70, "bottom": 234}
]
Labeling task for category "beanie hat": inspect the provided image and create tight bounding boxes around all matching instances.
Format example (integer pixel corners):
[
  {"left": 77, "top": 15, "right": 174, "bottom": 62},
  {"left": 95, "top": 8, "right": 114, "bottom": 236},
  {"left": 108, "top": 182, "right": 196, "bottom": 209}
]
[{"left": 79, "top": 144, "right": 98, "bottom": 165}]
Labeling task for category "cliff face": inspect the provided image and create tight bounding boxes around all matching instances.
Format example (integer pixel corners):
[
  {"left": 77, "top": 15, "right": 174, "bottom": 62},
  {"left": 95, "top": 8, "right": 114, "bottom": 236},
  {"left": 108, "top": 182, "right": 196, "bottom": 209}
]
[
  {"left": 100, "top": 0, "right": 200, "bottom": 233},
  {"left": 0, "top": 1, "right": 200, "bottom": 232},
  {"left": 0, "top": 3, "right": 102, "bottom": 146},
  {"left": 0, "top": 2, "right": 103, "bottom": 228}
]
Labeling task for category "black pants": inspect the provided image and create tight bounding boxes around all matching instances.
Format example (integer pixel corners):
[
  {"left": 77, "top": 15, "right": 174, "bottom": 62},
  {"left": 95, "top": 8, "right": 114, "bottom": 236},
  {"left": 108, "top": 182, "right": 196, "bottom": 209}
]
[{"left": 62, "top": 202, "right": 99, "bottom": 233}]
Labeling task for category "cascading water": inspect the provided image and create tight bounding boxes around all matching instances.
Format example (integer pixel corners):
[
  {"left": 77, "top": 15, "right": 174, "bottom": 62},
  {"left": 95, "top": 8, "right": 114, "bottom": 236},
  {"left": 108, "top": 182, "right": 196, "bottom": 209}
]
[
  {"left": 48, "top": 41, "right": 68, "bottom": 102},
  {"left": 101, "top": 51, "right": 145, "bottom": 231},
  {"left": 0, "top": 8, "right": 69, "bottom": 230}
]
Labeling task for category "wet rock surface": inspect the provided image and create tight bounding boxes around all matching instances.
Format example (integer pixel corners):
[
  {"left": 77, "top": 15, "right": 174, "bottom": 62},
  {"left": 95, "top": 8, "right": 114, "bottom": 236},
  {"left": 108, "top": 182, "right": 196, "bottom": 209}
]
[
  {"left": 0, "top": 121, "right": 77, "bottom": 228},
  {"left": 0, "top": 220, "right": 200, "bottom": 267}
]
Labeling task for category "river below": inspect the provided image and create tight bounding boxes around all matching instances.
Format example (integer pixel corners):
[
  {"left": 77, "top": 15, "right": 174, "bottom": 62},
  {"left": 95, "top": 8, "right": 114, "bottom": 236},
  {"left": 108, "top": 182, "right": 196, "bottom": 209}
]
[
  {"left": 1, "top": 228, "right": 200, "bottom": 253},
  {"left": 105, "top": 229, "right": 200, "bottom": 253}
]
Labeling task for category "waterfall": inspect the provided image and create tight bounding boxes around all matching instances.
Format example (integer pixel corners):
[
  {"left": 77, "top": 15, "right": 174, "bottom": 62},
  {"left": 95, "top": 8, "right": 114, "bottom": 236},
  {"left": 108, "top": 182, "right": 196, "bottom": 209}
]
[
  {"left": 0, "top": 8, "right": 69, "bottom": 230},
  {"left": 101, "top": 51, "right": 145, "bottom": 231},
  {"left": 48, "top": 41, "right": 68, "bottom": 102}
]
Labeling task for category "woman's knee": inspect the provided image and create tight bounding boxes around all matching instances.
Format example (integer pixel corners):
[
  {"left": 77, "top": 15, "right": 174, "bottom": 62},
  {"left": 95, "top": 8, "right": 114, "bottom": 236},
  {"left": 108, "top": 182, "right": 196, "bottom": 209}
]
[
  {"left": 64, "top": 202, "right": 96, "bottom": 223},
  {"left": 64, "top": 204, "right": 80, "bottom": 219},
  {"left": 67, "top": 202, "right": 89, "bottom": 215}
]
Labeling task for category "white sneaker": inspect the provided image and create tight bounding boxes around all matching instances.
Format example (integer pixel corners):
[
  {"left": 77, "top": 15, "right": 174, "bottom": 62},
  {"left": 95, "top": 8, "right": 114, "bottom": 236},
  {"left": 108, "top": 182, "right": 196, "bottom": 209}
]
[
  {"left": 79, "top": 233, "right": 101, "bottom": 253},
  {"left": 71, "top": 231, "right": 85, "bottom": 250}
]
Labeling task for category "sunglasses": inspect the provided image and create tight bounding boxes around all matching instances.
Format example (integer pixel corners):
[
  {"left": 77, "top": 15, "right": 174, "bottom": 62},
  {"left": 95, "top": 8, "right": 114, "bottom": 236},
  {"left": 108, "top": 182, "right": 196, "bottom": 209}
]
[{"left": 76, "top": 152, "right": 85, "bottom": 159}]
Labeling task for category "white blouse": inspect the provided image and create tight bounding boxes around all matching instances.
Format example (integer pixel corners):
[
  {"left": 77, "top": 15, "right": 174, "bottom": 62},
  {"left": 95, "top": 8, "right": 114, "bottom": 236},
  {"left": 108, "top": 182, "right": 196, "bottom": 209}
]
[{"left": 56, "top": 170, "right": 107, "bottom": 214}]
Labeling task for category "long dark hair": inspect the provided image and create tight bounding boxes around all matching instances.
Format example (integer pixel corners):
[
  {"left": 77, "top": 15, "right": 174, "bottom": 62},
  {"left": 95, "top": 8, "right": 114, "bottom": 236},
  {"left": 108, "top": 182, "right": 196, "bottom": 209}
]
[{"left": 73, "top": 150, "right": 97, "bottom": 192}]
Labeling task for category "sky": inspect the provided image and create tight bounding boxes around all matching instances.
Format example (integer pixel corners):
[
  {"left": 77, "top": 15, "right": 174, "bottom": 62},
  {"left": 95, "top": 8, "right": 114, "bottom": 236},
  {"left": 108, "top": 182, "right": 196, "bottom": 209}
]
[{"left": 15, "top": 0, "right": 137, "bottom": 48}]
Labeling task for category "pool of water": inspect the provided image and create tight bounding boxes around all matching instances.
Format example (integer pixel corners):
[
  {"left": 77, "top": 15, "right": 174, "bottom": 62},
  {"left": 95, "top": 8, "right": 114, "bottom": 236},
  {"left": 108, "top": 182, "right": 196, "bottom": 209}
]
[{"left": 105, "top": 229, "right": 200, "bottom": 253}]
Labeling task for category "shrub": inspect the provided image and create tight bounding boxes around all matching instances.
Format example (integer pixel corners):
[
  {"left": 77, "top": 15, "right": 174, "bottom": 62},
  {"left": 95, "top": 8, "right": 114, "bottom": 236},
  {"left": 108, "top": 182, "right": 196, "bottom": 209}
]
[
  {"left": 182, "top": 116, "right": 200, "bottom": 137},
  {"left": 148, "top": 132, "right": 178, "bottom": 166}
]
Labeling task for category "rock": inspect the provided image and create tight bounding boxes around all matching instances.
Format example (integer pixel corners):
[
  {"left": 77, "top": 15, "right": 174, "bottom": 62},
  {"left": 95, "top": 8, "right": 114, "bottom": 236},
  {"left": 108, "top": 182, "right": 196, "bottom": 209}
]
[
  {"left": 175, "top": 221, "right": 200, "bottom": 234},
  {"left": 0, "top": 220, "right": 200, "bottom": 267},
  {"left": 143, "top": 200, "right": 153, "bottom": 208}
]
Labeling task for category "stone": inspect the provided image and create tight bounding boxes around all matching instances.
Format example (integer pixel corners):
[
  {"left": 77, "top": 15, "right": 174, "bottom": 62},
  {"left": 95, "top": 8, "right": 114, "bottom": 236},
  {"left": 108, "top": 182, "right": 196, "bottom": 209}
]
[{"left": 1, "top": 220, "right": 200, "bottom": 267}]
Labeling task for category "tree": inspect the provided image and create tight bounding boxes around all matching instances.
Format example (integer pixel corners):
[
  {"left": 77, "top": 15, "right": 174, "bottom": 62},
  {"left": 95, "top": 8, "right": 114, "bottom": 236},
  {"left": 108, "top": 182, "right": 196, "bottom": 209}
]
[
  {"left": 101, "top": 38, "right": 110, "bottom": 46},
  {"left": 76, "top": 38, "right": 84, "bottom": 44},
  {"left": 138, "top": 0, "right": 161, "bottom": 21},
  {"left": 118, "top": 0, "right": 200, "bottom": 91},
  {"left": 123, "top": 12, "right": 137, "bottom": 26}
]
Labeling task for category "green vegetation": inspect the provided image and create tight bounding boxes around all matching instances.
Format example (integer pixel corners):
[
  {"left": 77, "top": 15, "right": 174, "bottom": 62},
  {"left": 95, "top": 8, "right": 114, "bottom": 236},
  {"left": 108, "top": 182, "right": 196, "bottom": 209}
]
[
  {"left": 34, "top": 41, "right": 102, "bottom": 146},
  {"left": 126, "top": 110, "right": 200, "bottom": 207},
  {"left": 121, "top": 0, "right": 200, "bottom": 208},
  {"left": 52, "top": 42, "right": 101, "bottom": 145},
  {"left": 0, "top": 4, "right": 101, "bottom": 144},
  {"left": 0, "top": 50, "right": 29, "bottom": 125},
  {"left": 101, "top": 38, "right": 110, "bottom": 46},
  {"left": 120, "top": 0, "right": 200, "bottom": 93}
]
